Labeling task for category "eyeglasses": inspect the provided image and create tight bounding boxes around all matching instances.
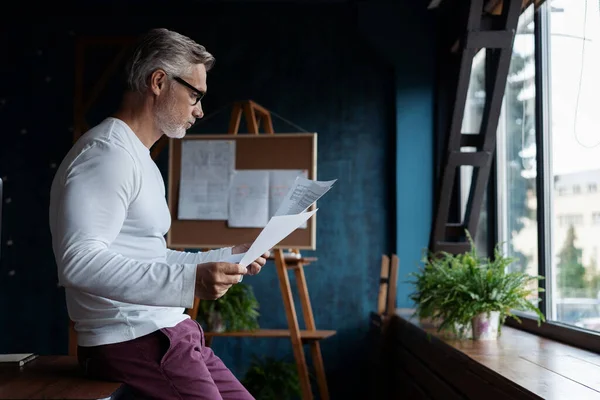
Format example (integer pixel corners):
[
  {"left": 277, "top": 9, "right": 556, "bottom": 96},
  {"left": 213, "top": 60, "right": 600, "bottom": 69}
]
[{"left": 173, "top": 76, "right": 205, "bottom": 106}]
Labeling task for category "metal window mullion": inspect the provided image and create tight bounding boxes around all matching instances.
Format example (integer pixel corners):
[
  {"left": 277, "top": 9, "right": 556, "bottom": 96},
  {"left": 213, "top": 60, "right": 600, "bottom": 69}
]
[
  {"left": 534, "top": 1, "right": 554, "bottom": 320},
  {"left": 496, "top": 98, "right": 509, "bottom": 256}
]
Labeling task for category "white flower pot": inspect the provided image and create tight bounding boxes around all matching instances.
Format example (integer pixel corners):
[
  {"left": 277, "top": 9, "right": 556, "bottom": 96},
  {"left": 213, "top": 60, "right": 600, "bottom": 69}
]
[
  {"left": 455, "top": 322, "right": 473, "bottom": 339},
  {"left": 472, "top": 311, "right": 500, "bottom": 340},
  {"left": 437, "top": 321, "right": 472, "bottom": 339}
]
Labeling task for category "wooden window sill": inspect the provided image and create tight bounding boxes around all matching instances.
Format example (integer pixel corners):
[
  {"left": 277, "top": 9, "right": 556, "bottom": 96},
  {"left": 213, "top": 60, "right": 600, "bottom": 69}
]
[{"left": 381, "top": 309, "right": 600, "bottom": 399}]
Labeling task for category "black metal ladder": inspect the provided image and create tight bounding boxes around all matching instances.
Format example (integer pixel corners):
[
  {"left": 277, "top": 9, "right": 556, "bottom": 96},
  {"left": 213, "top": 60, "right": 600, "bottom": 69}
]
[{"left": 430, "top": 0, "right": 524, "bottom": 254}]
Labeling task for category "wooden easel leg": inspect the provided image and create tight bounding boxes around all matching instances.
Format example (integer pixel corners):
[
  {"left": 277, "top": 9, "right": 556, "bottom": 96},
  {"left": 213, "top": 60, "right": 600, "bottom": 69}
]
[
  {"left": 294, "top": 264, "right": 330, "bottom": 400},
  {"left": 274, "top": 249, "right": 313, "bottom": 400},
  {"left": 226, "top": 104, "right": 317, "bottom": 398},
  {"left": 228, "top": 103, "right": 244, "bottom": 134}
]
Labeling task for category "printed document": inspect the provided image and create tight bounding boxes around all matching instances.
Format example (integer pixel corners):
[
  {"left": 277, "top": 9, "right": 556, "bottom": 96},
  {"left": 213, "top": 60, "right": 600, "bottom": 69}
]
[
  {"left": 228, "top": 176, "right": 335, "bottom": 278},
  {"left": 238, "top": 209, "right": 318, "bottom": 269},
  {"left": 227, "top": 169, "right": 307, "bottom": 227},
  {"left": 178, "top": 140, "right": 235, "bottom": 220},
  {"left": 274, "top": 176, "right": 337, "bottom": 217},
  {"left": 268, "top": 170, "right": 308, "bottom": 218},
  {"left": 228, "top": 170, "right": 270, "bottom": 227}
]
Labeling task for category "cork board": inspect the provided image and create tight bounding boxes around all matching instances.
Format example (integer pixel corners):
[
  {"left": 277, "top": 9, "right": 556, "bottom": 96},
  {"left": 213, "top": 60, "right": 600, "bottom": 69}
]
[{"left": 167, "top": 133, "right": 317, "bottom": 249}]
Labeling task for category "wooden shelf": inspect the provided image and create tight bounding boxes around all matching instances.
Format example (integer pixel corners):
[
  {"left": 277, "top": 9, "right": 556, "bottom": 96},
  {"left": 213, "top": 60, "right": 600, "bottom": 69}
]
[
  {"left": 204, "top": 329, "right": 336, "bottom": 341},
  {"left": 267, "top": 256, "right": 318, "bottom": 268},
  {"left": 383, "top": 311, "right": 600, "bottom": 399},
  {"left": 0, "top": 356, "right": 125, "bottom": 399}
]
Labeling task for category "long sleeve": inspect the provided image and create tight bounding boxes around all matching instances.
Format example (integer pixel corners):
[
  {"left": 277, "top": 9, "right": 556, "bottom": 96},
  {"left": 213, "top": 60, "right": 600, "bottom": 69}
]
[
  {"left": 165, "top": 247, "right": 233, "bottom": 264},
  {"left": 50, "top": 142, "right": 196, "bottom": 308}
]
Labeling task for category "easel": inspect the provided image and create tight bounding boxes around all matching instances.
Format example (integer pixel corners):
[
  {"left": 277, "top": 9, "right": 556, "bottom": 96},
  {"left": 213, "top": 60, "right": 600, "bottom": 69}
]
[{"left": 201, "top": 100, "right": 333, "bottom": 400}]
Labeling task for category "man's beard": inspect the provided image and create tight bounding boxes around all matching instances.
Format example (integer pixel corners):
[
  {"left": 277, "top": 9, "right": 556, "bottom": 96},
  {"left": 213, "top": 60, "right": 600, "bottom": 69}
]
[{"left": 155, "top": 92, "right": 187, "bottom": 139}]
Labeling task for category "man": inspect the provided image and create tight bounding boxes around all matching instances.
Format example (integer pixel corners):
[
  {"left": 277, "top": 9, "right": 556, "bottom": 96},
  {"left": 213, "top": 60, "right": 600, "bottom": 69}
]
[{"left": 49, "top": 28, "right": 266, "bottom": 399}]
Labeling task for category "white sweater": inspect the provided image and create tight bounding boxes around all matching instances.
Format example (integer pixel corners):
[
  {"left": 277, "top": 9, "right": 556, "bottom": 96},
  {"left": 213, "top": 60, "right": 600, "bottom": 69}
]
[{"left": 49, "top": 117, "right": 232, "bottom": 347}]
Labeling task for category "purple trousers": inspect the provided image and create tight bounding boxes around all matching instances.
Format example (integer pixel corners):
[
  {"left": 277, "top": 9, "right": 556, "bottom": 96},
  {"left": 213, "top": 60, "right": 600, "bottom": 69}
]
[{"left": 77, "top": 318, "right": 254, "bottom": 400}]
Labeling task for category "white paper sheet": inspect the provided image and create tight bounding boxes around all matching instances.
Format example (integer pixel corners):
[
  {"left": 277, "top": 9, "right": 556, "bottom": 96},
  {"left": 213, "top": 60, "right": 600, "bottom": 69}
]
[
  {"left": 268, "top": 170, "right": 307, "bottom": 219},
  {"left": 223, "top": 252, "right": 245, "bottom": 263},
  {"left": 238, "top": 209, "right": 318, "bottom": 268},
  {"left": 273, "top": 177, "right": 337, "bottom": 217},
  {"left": 178, "top": 140, "right": 235, "bottom": 220},
  {"left": 222, "top": 253, "right": 246, "bottom": 283},
  {"left": 228, "top": 170, "right": 270, "bottom": 227},
  {"left": 222, "top": 252, "right": 247, "bottom": 282}
]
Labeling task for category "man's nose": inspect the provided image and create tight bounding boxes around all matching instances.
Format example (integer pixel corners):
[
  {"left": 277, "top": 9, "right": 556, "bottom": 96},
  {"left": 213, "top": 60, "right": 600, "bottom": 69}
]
[{"left": 192, "top": 103, "right": 204, "bottom": 119}]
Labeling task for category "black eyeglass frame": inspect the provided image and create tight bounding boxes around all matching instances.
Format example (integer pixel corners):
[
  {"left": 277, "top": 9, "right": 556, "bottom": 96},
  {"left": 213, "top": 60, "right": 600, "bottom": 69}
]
[{"left": 173, "top": 76, "right": 206, "bottom": 105}]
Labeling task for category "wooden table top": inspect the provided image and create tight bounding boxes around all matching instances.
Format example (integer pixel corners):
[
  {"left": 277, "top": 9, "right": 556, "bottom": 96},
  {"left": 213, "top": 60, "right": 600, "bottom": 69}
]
[
  {"left": 396, "top": 310, "right": 600, "bottom": 400},
  {"left": 0, "top": 355, "right": 124, "bottom": 400}
]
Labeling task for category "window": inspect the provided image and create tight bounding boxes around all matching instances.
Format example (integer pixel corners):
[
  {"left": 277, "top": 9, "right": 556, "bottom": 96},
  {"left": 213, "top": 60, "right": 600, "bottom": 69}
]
[
  {"left": 546, "top": 0, "right": 600, "bottom": 331},
  {"left": 497, "top": 5, "right": 538, "bottom": 300},
  {"left": 494, "top": 0, "right": 600, "bottom": 337}
]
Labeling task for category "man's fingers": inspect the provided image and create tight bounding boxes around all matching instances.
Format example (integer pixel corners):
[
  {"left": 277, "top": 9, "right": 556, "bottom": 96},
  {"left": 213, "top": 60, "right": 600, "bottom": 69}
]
[
  {"left": 255, "top": 256, "right": 266, "bottom": 266},
  {"left": 247, "top": 262, "right": 262, "bottom": 275},
  {"left": 225, "top": 275, "right": 243, "bottom": 285},
  {"left": 221, "top": 262, "right": 248, "bottom": 275}
]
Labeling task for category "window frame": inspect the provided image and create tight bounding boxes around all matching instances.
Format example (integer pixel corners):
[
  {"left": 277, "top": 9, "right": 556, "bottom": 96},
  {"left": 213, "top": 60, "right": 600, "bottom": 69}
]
[{"left": 493, "top": 1, "right": 600, "bottom": 352}]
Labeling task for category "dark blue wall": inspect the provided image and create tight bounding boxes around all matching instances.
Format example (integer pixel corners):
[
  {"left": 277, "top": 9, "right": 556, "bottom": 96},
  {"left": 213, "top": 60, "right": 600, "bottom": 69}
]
[
  {"left": 359, "top": 2, "right": 435, "bottom": 309},
  {"left": 0, "top": 2, "right": 434, "bottom": 398}
]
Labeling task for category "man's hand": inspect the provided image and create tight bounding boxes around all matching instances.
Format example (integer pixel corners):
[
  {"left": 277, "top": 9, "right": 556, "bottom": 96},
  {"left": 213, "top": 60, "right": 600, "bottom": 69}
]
[
  {"left": 231, "top": 243, "right": 270, "bottom": 275},
  {"left": 195, "top": 262, "right": 246, "bottom": 300}
]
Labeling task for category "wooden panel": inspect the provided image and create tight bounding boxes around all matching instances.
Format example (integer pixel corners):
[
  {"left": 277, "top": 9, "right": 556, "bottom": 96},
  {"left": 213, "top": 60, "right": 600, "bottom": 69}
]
[
  {"left": 391, "top": 365, "right": 432, "bottom": 400},
  {"left": 394, "top": 345, "right": 465, "bottom": 400},
  {"left": 167, "top": 133, "right": 317, "bottom": 249},
  {"left": 386, "top": 255, "right": 399, "bottom": 317},
  {"left": 468, "top": 355, "right": 600, "bottom": 400},
  {"left": 384, "top": 312, "right": 600, "bottom": 400},
  {"left": 389, "top": 318, "right": 518, "bottom": 400},
  {"left": 0, "top": 356, "right": 123, "bottom": 399},
  {"left": 519, "top": 354, "right": 600, "bottom": 389},
  {"left": 377, "top": 255, "right": 390, "bottom": 315},
  {"left": 204, "top": 328, "right": 336, "bottom": 341}
]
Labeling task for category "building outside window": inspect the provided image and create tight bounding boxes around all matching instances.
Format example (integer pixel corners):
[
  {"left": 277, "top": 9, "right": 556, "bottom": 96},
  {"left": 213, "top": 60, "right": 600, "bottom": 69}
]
[
  {"left": 494, "top": 0, "right": 600, "bottom": 332},
  {"left": 546, "top": 0, "right": 600, "bottom": 331}
]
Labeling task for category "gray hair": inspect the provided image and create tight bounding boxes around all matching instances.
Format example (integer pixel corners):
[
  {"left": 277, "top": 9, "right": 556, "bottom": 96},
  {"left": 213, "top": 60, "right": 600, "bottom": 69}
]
[{"left": 124, "top": 28, "right": 215, "bottom": 93}]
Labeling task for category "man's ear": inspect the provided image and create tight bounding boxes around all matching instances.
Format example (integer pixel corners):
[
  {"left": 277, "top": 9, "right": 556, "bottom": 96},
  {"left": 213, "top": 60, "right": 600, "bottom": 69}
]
[{"left": 150, "top": 69, "right": 167, "bottom": 96}]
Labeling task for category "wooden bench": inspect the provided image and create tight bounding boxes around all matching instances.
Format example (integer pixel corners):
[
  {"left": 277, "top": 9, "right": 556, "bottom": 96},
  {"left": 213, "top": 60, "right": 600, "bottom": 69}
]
[
  {"left": 0, "top": 356, "right": 125, "bottom": 399},
  {"left": 378, "top": 310, "right": 600, "bottom": 399}
]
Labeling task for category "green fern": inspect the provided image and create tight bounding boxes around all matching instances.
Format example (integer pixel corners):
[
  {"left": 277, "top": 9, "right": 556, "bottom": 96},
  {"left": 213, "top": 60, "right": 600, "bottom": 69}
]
[
  {"left": 197, "top": 283, "right": 260, "bottom": 332},
  {"left": 408, "top": 230, "right": 545, "bottom": 336},
  {"left": 242, "top": 355, "right": 301, "bottom": 400}
]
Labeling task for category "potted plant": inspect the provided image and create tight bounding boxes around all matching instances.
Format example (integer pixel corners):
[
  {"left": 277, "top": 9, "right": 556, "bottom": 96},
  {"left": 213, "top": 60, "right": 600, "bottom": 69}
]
[
  {"left": 408, "top": 248, "right": 476, "bottom": 338},
  {"left": 455, "top": 239, "right": 545, "bottom": 340},
  {"left": 197, "top": 283, "right": 260, "bottom": 332},
  {"left": 241, "top": 355, "right": 301, "bottom": 400},
  {"left": 409, "top": 231, "right": 545, "bottom": 340}
]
